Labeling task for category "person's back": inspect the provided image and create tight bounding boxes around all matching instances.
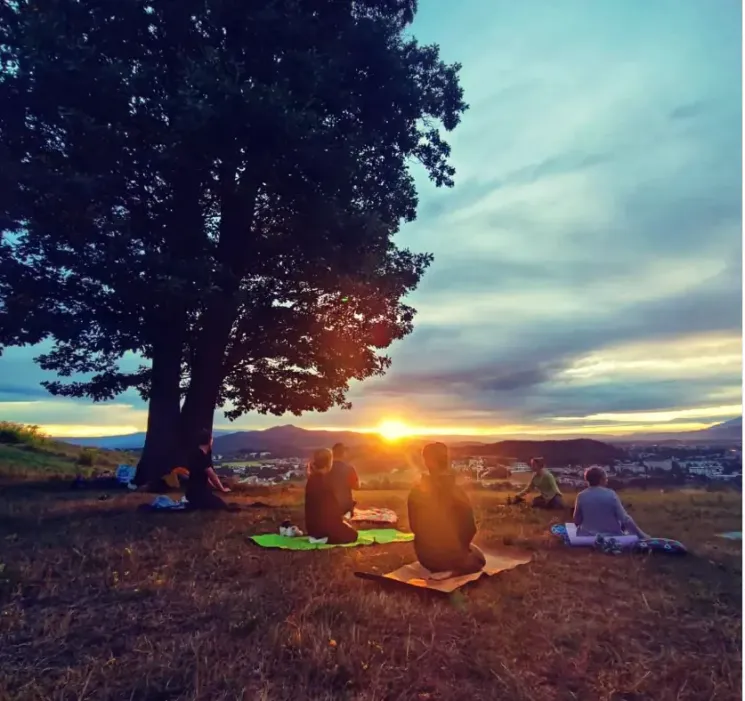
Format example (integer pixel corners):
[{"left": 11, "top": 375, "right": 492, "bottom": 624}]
[
  {"left": 304, "top": 449, "right": 357, "bottom": 544},
  {"left": 407, "top": 442, "right": 484, "bottom": 575},
  {"left": 574, "top": 467, "right": 648, "bottom": 538},
  {"left": 328, "top": 457, "right": 358, "bottom": 515},
  {"left": 574, "top": 486, "right": 626, "bottom": 536},
  {"left": 185, "top": 446, "right": 211, "bottom": 502},
  {"left": 408, "top": 474, "right": 476, "bottom": 571}
]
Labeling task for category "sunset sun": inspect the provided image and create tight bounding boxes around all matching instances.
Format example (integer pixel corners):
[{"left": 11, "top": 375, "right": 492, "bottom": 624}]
[{"left": 376, "top": 420, "right": 412, "bottom": 441}]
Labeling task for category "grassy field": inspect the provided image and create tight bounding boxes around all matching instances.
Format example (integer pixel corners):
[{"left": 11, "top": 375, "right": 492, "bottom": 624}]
[{"left": 0, "top": 481, "right": 740, "bottom": 701}]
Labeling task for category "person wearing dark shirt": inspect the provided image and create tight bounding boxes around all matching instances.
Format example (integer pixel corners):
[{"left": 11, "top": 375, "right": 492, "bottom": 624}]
[
  {"left": 328, "top": 443, "right": 360, "bottom": 516},
  {"left": 185, "top": 429, "right": 232, "bottom": 510},
  {"left": 305, "top": 448, "right": 358, "bottom": 544},
  {"left": 407, "top": 442, "right": 485, "bottom": 575}
]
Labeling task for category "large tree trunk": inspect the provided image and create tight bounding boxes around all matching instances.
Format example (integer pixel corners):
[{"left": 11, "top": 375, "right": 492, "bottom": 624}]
[
  {"left": 134, "top": 332, "right": 185, "bottom": 485},
  {"left": 179, "top": 173, "right": 258, "bottom": 446},
  {"left": 180, "top": 295, "right": 238, "bottom": 444}
]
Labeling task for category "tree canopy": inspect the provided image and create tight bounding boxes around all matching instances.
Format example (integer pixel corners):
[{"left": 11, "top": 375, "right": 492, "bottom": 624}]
[{"left": 0, "top": 0, "right": 467, "bottom": 477}]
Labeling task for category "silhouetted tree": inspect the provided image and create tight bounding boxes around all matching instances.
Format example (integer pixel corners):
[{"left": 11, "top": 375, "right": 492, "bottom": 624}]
[{"left": 0, "top": 0, "right": 466, "bottom": 481}]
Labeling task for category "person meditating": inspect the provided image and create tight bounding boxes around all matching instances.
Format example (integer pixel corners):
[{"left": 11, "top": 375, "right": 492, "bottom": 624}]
[
  {"left": 328, "top": 442, "right": 360, "bottom": 517},
  {"left": 407, "top": 442, "right": 486, "bottom": 576},
  {"left": 185, "top": 429, "right": 232, "bottom": 510},
  {"left": 574, "top": 466, "right": 649, "bottom": 538},
  {"left": 513, "top": 457, "right": 564, "bottom": 509},
  {"left": 305, "top": 448, "right": 358, "bottom": 544}
]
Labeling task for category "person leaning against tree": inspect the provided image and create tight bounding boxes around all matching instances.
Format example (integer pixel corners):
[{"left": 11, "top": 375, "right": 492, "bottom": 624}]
[{"left": 184, "top": 428, "right": 232, "bottom": 510}]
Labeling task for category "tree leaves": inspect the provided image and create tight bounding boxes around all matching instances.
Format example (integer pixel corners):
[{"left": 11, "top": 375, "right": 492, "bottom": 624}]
[{"left": 0, "top": 0, "right": 466, "bottom": 425}]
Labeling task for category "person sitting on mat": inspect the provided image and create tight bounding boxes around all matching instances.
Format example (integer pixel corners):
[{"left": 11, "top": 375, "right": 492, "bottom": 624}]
[
  {"left": 328, "top": 442, "right": 360, "bottom": 517},
  {"left": 407, "top": 442, "right": 486, "bottom": 576},
  {"left": 512, "top": 457, "right": 564, "bottom": 509},
  {"left": 305, "top": 448, "right": 358, "bottom": 544},
  {"left": 574, "top": 466, "right": 649, "bottom": 538},
  {"left": 185, "top": 428, "right": 233, "bottom": 510}
]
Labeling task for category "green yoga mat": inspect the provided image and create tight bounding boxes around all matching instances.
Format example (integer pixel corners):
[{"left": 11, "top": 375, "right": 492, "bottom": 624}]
[{"left": 250, "top": 529, "right": 414, "bottom": 550}]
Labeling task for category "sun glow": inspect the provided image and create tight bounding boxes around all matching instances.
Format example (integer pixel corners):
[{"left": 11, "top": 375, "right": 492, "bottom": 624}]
[{"left": 376, "top": 420, "right": 413, "bottom": 441}]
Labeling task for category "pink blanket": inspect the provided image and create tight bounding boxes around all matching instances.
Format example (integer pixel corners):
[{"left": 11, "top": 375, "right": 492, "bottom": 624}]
[{"left": 348, "top": 507, "right": 398, "bottom": 524}]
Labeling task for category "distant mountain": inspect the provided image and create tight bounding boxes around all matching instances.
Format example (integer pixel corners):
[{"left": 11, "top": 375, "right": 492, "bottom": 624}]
[
  {"left": 61, "top": 432, "right": 148, "bottom": 450},
  {"left": 613, "top": 417, "right": 742, "bottom": 444},
  {"left": 60, "top": 429, "right": 235, "bottom": 450},
  {"left": 699, "top": 417, "right": 742, "bottom": 440},
  {"left": 213, "top": 424, "right": 383, "bottom": 455},
  {"left": 450, "top": 438, "right": 625, "bottom": 466},
  {"left": 60, "top": 417, "right": 740, "bottom": 454}
]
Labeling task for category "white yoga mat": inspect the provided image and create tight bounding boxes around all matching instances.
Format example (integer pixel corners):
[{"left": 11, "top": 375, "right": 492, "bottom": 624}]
[{"left": 565, "top": 523, "right": 639, "bottom": 547}]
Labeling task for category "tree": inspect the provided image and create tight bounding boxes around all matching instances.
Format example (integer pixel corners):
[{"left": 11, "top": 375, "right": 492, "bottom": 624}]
[{"left": 0, "top": 0, "right": 467, "bottom": 481}]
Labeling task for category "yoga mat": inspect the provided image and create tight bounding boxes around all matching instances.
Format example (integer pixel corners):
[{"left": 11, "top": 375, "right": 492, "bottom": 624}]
[
  {"left": 355, "top": 546, "right": 532, "bottom": 594},
  {"left": 249, "top": 528, "right": 413, "bottom": 550},
  {"left": 551, "top": 523, "right": 638, "bottom": 547},
  {"left": 348, "top": 507, "right": 398, "bottom": 524},
  {"left": 718, "top": 531, "right": 742, "bottom": 540}
]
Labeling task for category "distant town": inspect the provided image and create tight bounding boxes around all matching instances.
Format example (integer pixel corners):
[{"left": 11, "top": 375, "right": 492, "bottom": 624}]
[{"left": 213, "top": 441, "right": 742, "bottom": 491}]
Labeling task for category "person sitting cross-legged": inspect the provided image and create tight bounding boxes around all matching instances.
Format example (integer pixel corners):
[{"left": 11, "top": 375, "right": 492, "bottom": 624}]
[
  {"left": 185, "top": 429, "right": 233, "bottom": 510},
  {"left": 305, "top": 448, "right": 358, "bottom": 545},
  {"left": 574, "top": 466, "right": 649, "bottom": 538},
  {"left": 513, "top": 457, "right": 564, "bottom": 509},
  {"left": 407, "top": 442, "right": 486, "bottom": 576}
]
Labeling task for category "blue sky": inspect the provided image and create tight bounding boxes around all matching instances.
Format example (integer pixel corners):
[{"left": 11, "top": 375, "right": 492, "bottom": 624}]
[{"left": 1, "top": 0, "right": 742, "bottom": 437}]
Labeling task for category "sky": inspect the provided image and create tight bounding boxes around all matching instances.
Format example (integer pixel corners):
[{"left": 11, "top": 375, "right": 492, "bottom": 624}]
[{"left": 0, "top": 0, "right": 742, "bottom": 439}]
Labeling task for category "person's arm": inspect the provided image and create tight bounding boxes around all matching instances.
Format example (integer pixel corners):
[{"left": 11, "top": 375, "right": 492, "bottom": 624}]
[
  {"left": 348, "top": 465, "right": 360, "bottom": 490},
  {"left": 207, "top": 467, "right": 230, "bottom": 493},
  {"left": 613, "top": 493, "right": 647, "bottom": 538},
  {"left": 453, "top": 489, "right": 477, "bottom": 546},
  {"left": 573, "top": 493, "right": 583, "bottom": 527},
  {"left": 407, "top": 490, "right": 421, "bottom": 535},
  {"left": 516, "top": 473, "right": 535, "bottom": 497}
]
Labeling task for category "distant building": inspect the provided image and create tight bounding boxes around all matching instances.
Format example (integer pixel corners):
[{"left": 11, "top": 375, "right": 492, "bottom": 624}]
[
  {"left": 615, "top": 462, "right": 647, "bottom": 474},
  {"left": 684, "top": 460, "right": 724, "bottom": 477},
  {"left": 643, "top": 459, "right": 673, "bottom": 472},
  {"left": 511, "top": 461, "right": 531, "bottom": 473}
]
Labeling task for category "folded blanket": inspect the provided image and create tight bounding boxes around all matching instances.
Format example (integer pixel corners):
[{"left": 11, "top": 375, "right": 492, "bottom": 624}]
[
  {"left": 348, "top": 507, "right": 398, "bottom": 524},
  {"left": 249, "top": 528, "right": 413, "bottom": 550},
  {"left": 355, "top": 546, "right": 533, "bottom": 594}
]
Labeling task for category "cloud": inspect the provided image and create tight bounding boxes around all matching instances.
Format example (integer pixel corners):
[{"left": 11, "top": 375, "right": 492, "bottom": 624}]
[{"left": 0, "top": 0, "right": 740, "bottom": 436}]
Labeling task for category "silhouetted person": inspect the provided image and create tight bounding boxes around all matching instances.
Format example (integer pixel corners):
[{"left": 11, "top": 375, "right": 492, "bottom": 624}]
[
  {"left": 407, "top": 442, "right": 486, "bottom": 575},
  {"left": 328, "top": 442, "right": 360, "bottom": 516},
  {"left": 305, "top": 448, "right": 358, "bottom": 544},
  {"left": 185, "top": 429, "right": 232, "bottom": 510}
]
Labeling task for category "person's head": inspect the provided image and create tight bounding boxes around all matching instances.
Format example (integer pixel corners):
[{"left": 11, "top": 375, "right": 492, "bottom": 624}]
[
  {"left": 530, "top": 457, "right": 545, "bottom": 473},
  {"left": 332, "top": 442, "right": 346, "bottom": 460},
  {"left": 585, "top": 466, "right": 607, "bottom": 487},
  {"left": 196, "top": 428, "right": 213, "bottom": 450},
  {"left": 422, "top": 442, "right": 450, "bottom": 475},
  {"left": 308, "top": 448, "right": 333, "bottom": 475}
]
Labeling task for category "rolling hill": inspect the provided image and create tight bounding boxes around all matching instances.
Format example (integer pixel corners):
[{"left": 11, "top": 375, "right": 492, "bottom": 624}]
[
  {"left": 612, "top": 417, "right": 742, "bottom": 443},
  {"left": 212, "top": 424, "right": 383, "bottom": 455}
]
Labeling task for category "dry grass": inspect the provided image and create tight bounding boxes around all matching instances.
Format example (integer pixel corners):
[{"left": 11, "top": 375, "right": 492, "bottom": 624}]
[{"left": 0, "top": 485, "right": 740, "bottom": 701}]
